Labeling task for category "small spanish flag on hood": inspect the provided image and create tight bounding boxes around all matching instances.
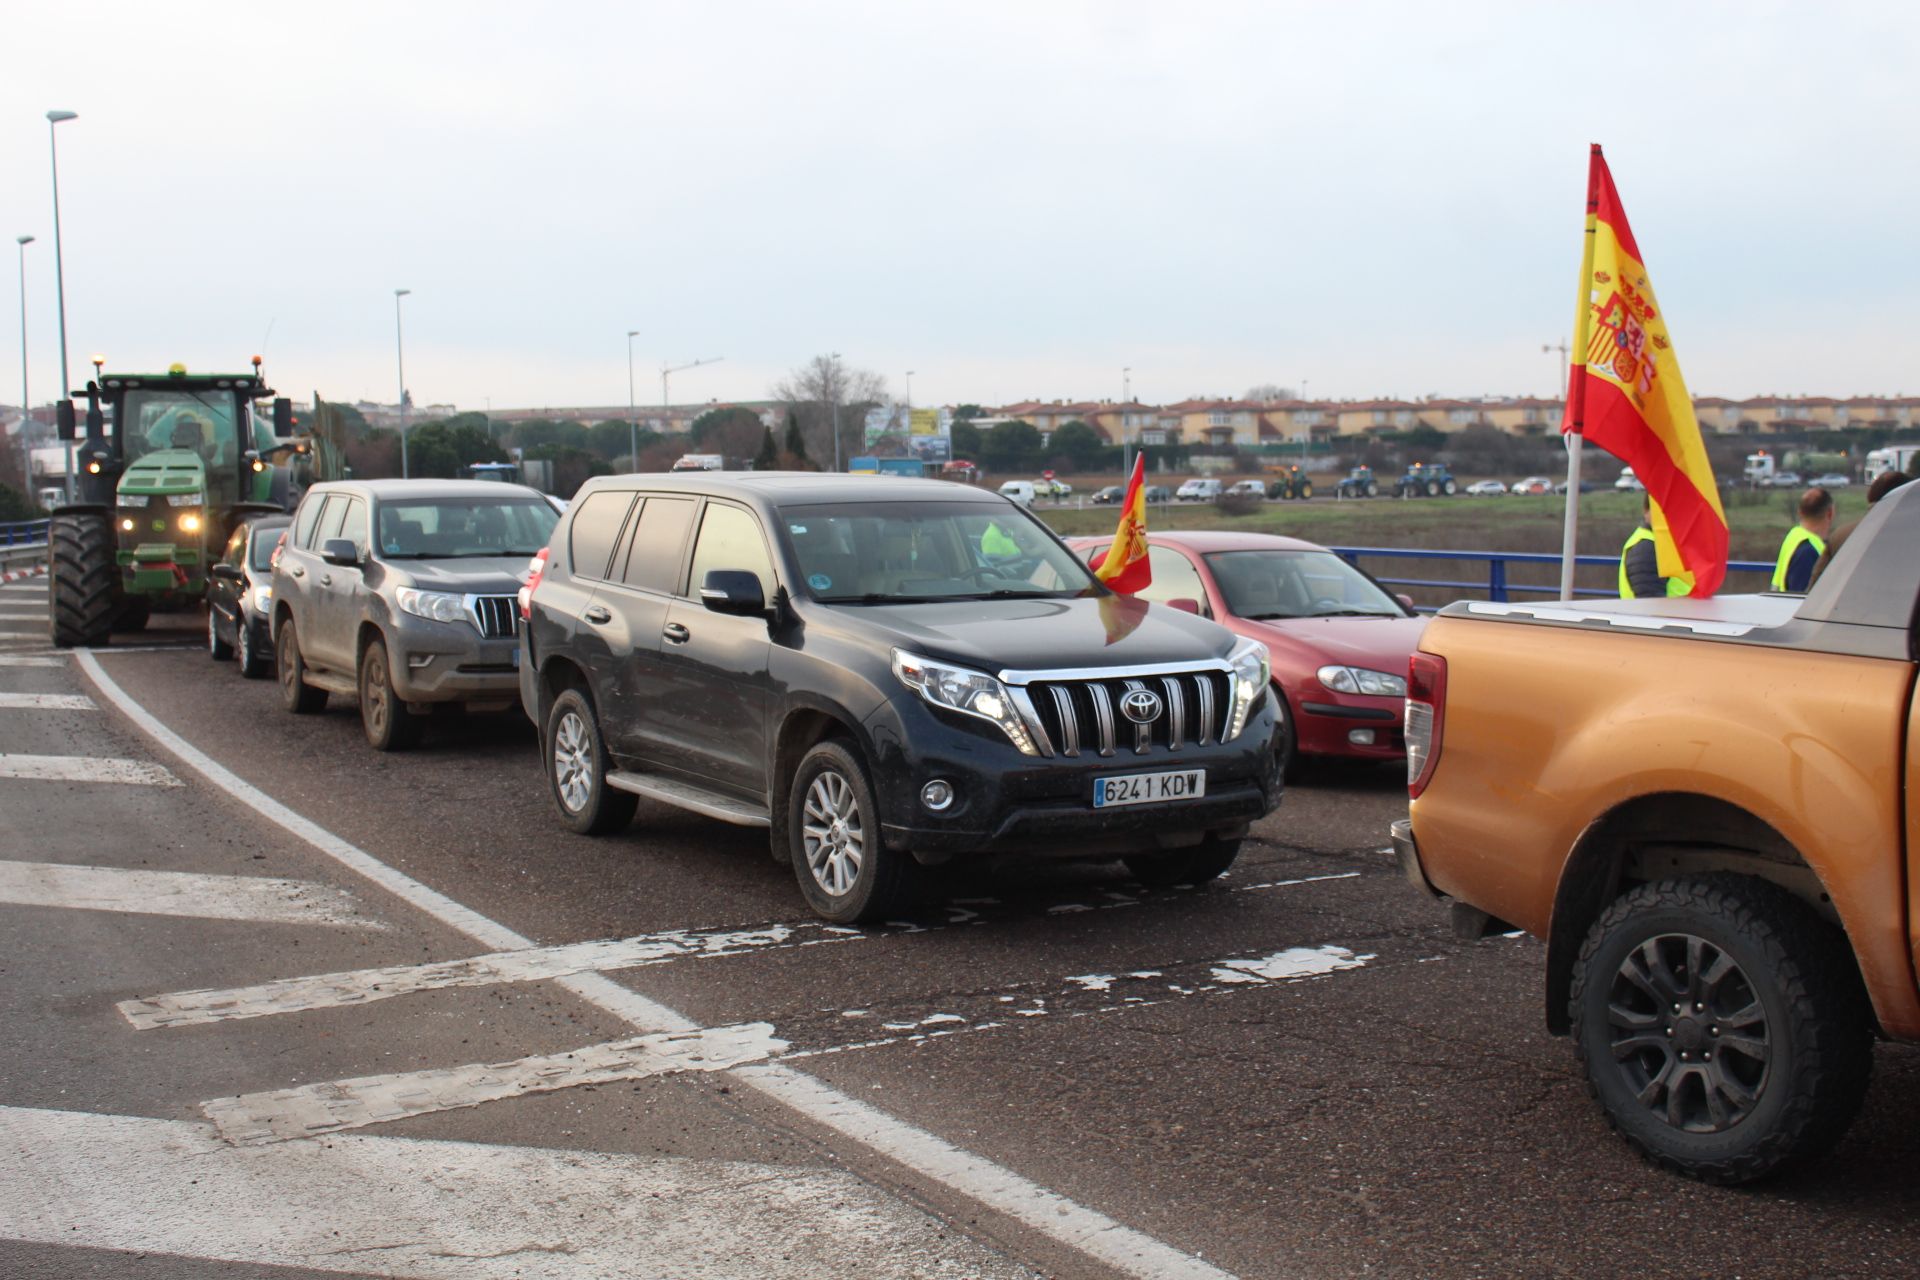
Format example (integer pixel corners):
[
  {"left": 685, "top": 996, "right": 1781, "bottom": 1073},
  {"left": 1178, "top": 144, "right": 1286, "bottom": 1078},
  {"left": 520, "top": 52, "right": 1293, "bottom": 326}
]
[{"left": 1092, "top": 454, "right": 1151, "bottom": 595}]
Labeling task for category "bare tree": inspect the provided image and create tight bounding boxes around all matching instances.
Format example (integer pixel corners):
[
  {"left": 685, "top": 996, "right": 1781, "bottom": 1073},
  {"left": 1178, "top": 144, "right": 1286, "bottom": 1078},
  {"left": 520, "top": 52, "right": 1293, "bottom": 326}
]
[
  {"left": 1245, "top": 383, "right": 1300, "bottom": 403},
  {"left": 773, "top": 354, "right": 890, "bottom": 469}
]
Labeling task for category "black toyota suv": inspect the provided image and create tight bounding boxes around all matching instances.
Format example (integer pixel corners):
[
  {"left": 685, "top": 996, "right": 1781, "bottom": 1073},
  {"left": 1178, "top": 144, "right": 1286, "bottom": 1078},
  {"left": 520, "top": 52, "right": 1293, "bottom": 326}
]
[{"left": 519, "top": 473, "right": 1281, "bottom": 922}]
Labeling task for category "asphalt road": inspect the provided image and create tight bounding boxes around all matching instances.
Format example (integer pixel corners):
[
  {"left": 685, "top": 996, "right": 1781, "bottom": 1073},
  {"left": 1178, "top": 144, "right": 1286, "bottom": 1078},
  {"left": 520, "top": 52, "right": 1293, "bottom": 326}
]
[{"left": 2, "top": 597, "right": 1916, "bottom": 1279}]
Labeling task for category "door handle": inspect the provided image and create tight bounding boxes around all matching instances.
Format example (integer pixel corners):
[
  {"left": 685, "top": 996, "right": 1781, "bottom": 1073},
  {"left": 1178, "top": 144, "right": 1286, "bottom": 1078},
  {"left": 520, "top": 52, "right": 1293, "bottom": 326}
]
[
  {"left": 663, "top": 622, "right": 690, "bottom": 644},
  {"left": 319, "top": 573, "right": 333, "bottom": 587},
  {"left": 289, "top": 565, "right": 305, "bottom": 578},
  {"left": 582, "top": 604, "right": 612, "bottom": 624}
]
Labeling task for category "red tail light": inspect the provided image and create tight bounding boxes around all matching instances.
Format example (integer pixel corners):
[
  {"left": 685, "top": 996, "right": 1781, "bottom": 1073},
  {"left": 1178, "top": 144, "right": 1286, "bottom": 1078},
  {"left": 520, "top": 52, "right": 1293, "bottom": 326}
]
[
  {"left": 1405, "top": 651, "right": 1447, "bottom": 799},
  {"left": 518, "top": 546, "right": 550, "bottom": 620}
]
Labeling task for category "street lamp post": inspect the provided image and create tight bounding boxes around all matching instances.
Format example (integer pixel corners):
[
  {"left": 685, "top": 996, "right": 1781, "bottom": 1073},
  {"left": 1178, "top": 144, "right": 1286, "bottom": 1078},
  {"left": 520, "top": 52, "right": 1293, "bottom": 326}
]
[
  {"left": 1543, "top": 340, "right": 1570, "bottom": 397},
  {"left": 903, "top": 369, "right": 915, "bottom": 444},
  {"left": 626, "top": 330, "right": 640, "bottom": 471},
  {"left": 14, "top": 235, "right": 33, "bottom": 493},
  {"left": 393, "top": 289, "right": 411, "bottom": 478},
  {"left": 1122, "top": 366, "right": 1133, "bottom": 480},
  {"left": 46, "top": 110, "right": 77, "bottom": 501}
]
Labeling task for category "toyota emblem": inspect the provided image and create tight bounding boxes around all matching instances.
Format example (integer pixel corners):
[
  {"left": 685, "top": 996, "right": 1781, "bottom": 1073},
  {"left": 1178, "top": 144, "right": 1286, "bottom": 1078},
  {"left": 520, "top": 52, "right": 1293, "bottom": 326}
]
[{"left": 1119, "top": 688, "right": 1163, "bottom": 724}]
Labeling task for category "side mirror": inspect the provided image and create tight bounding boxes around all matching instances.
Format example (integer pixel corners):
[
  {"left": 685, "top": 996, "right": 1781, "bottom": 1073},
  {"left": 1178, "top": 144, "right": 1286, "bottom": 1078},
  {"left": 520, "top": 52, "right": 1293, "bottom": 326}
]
[
  {"left": 1396, "top": 593, "right": 1416, "bottom": 612},
  {"left": 274, "top": 398, "right": 293, "bottom": 435},
  {"left": 320, "top": 538, "right": 360, "bottom": 567},
  {"left": 210, "top": 563, "right": 242, "bottom": 582},
  {"left": 1167, "top": 597, "right": 1201, "bottom": 615},
  {"left": 699, "top": 569, "right": 766, "bottom": 617},
  {"left": 85, "top": 398, "right": 104, "bottom": 441},
  {"left": 56, "top": 401, "right": 77, "bottom": 441}
]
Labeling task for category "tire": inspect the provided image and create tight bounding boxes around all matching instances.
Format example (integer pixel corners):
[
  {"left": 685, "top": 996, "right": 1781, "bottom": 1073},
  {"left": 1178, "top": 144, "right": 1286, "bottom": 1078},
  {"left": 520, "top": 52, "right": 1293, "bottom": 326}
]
[
  {"left": 1298, "top": 481, "right": 1313, "bottom": 500},
  {"left": 1125, "top": 836, "right": 1242, "bottom": 888},
  {"left": 207, "top": 605, "right": 233, "bottom": 660},
  {"left": 1425, "top": 480, "right": 1441, "bottom": 497},
  {"left": 277, "top": 617, "right": 329, "bottom": 714},
  {"left": 113, "top": 597, "right": 151, "bottom": 633},
  {"left": 1443, "top": 480, "right": 1458, "bottom": 496},
  {"left": 359, "top": 636, "right": 423, "bottom": 752},
  {"left": 47, "top": 511, "right": 118, "bottom": 649},
  {"left": 1570, "top": 874, "right": 1872, "bottom": 1185},
  {"left": 1364, "top": 481, "right": 1377, "bottom": 498},
  {"left": 237, "top": 619, "right": 271, "bottom": 679},
  {"left": 790, "top": 739, "right": 915, "bottom": 924},
  {"left": 543, "top": 688, "right": 636, "bottom": 835}
]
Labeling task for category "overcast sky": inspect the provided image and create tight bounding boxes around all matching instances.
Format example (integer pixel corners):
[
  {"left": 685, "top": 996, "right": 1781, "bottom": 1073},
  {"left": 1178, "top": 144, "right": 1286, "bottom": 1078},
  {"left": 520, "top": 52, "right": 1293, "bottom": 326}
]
[{"left": 6, "top": 2, "right": 1917, "bottom": 414}]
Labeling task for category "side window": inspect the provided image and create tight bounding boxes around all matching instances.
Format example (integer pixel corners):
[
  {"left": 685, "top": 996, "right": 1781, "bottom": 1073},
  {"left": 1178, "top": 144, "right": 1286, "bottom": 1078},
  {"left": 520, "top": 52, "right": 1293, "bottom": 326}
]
[
  {"left": 567, "top": 491, "right": 634, "bottom": 581},
  {"left": 687, "top": 503, "right": 774, "bottom": 601},
  {"left": 1136, "top": 546, "right": 1209, "bottom": 613},
  {"left": 619, "top": 497, "right": 697, "bottom": 593},
  {"left": 340, "top": 499, "right": 370, "bottom": 561},
  {"left": 316, "top": 497, "right": 350, "bottom": 545},
  {"left": 293, "top": 495, "right": 328, "bottom": 549}
]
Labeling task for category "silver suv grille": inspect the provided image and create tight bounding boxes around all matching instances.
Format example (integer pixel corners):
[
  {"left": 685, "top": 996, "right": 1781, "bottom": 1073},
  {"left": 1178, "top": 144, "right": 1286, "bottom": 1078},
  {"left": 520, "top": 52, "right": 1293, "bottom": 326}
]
[
  {"left": 1019, "top": 670, "right": 1231, "bottom": 758},
  {"left": 468, "top": 595, "right": 517, "bottom": 639}
]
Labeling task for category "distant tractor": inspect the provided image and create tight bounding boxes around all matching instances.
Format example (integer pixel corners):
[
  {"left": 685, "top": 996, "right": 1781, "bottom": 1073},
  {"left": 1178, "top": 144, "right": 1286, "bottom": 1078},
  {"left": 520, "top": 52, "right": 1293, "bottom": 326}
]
[
  {"left": 1268, "top": 465, "right": 1314, "bottom": 500},
  {"left": 1335, "top": 465, "right": 1379, "bottom": 499},
  {"left": 47, "top": 359, "right": 312, "bottom": 648},
  {"left": 1395, "top": 462, "right": 1457, "bottom": 497}
]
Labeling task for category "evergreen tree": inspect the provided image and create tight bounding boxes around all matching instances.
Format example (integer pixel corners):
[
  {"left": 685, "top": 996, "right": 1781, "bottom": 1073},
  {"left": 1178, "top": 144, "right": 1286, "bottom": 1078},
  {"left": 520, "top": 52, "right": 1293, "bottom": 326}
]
[
  {"left": 754, "top": 425, "right": 779, "bottom": 471},
  {"left": 782, "top": 410, "right": 814, "bottom": 469}
]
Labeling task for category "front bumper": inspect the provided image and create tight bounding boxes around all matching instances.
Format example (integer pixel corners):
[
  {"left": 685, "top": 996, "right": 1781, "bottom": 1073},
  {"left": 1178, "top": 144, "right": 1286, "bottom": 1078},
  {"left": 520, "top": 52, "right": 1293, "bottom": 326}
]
[
  {"left": 1390, "top": 817, "right": 1437, "bottom": 897},
  {"left": 868, "top": 695, "right": 1282, "bottom": 859},
  {"left": 385, "top": 616, "right": 522, "bottom": 703},
  {"left": 1292, "top": 687, "right": 1405, "bottom": 762}
]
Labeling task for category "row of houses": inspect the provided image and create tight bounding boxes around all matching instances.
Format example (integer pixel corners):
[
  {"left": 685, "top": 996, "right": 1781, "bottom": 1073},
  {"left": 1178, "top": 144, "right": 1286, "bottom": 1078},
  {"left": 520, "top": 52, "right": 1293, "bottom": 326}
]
[{"left": 986, "top": 395, "right": 1920, "bottom": 448}]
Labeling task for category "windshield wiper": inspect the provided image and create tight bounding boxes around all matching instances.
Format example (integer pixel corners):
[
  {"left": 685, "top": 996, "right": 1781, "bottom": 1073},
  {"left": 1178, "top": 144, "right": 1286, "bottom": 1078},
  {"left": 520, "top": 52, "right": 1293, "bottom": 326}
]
[{"left": 1311, "top": 609, "right": 1398, "bottom": 617}]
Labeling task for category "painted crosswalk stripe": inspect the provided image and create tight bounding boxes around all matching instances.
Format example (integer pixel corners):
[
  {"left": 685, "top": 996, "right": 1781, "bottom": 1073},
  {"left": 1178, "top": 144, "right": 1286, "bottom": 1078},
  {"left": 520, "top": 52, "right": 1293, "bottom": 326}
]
[
  {"left": 0, "top": 1105, "right": 1030, "bottom": 1280},
  {"left": 0, "top": 655, "right": 61, "bottom": 668},
  {"left": 203, "top": 1023, "right": 783, "bottom": 1146},
  {"left": 0, "top": 692, "right": 93, "bottom": 710},
  {"left": 0, "top": 611, "right": 45, "bottom": 620},
  {"left": 0, "top": 860, "right": 385, "bottom": 928},
  {"left": 0, "top": 753, "right": 179, "bottom": 785}
]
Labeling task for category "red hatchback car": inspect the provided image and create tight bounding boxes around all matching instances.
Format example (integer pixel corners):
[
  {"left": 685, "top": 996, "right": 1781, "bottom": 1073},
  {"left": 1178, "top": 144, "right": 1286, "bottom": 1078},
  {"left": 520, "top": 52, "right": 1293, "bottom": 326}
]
[{"left": 1068, "top": 531, "right": 1427, "bottom": 771}]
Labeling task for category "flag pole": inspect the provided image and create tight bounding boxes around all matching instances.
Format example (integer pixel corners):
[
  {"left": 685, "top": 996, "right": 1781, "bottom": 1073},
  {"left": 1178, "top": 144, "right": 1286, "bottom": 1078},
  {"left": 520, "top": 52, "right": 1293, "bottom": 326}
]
[{"left": 1559, "top": 143, "right": 1603, "bottom": 601}]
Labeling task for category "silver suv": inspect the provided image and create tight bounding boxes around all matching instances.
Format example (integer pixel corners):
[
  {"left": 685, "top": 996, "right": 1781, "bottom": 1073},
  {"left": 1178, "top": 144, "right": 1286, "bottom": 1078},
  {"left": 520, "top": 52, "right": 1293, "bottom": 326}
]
[{"left": 271, "top": 479, "right": 559, "bottom": 749}]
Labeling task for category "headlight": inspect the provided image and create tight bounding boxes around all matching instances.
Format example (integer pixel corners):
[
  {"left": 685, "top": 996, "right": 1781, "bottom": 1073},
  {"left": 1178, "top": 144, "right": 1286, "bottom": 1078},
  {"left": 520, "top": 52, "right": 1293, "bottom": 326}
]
[
  {"left": 178, "top": 513, "right": 202, "bottom": 533},
  {"left": 891, "top": 649, "right": 1039, "bottom": 756},
  {"left": 250, "top": 585, "right": 272, "bottom": 613},
  {"left": 396, "top": 587, "right": 469, "bottom": 625},
  {"left": 1317, "top": 665, "right": 1407, "bottom": 697},
  {"left": 1225, "top": 636, "right": 1270, "bottom": 741}
]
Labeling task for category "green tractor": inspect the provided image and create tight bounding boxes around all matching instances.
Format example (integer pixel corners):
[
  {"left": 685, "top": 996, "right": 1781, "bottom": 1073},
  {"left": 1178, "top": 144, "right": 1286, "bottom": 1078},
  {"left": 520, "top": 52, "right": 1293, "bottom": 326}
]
[{"left": 48, "top": 359, "right": 308, "bottom": 648}]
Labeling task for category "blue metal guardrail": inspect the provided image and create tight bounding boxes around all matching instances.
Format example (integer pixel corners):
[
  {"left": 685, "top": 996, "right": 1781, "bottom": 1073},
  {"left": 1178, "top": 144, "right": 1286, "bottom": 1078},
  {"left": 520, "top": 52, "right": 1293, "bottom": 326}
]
[
  {"left": 0, "top": 519, "right": 50, "bottom": 547},
  {"left": 1329, "top": 545, "right": 1775, "bottom": 610}
]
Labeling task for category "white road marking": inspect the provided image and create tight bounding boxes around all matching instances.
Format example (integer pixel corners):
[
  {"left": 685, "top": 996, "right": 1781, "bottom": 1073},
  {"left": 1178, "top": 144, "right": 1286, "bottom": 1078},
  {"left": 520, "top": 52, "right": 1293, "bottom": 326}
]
[
  {"left": 205, "top": 1023, "right": 784, "bottom": 1146},
  {"left": 121, "top": 920, "right": 867, "bottom": 1030},
  {"left": 0, "top": 753, "right": 180, "bottom": 785},
  {"left": 0, "top": 860, "right": 385, "bottom": 928},
  {"left": 0, "top": 655, "right": 60, "bottom": 668},
  {"left": 0, "top": 692, "right": 93, "bottom": 710},
  {"left": 0, "top": 610, "right": 46, "bottom": 620},
  {"left": 76, "top": 648, "right": 1237, "bottom": 1280},
  {"left": 0, "top": 1105, "right": 1033, "bottom": 1280}
]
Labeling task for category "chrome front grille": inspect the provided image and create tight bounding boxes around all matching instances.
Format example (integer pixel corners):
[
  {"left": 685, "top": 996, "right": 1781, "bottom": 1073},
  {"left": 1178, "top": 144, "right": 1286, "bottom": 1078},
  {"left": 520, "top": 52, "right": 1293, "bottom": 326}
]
[
  {"left": 1020, "top": 669, "right": 1232, "bottom": 758},
  {"left": 468, "top": 595, "right": 517, "bottom": 639}
]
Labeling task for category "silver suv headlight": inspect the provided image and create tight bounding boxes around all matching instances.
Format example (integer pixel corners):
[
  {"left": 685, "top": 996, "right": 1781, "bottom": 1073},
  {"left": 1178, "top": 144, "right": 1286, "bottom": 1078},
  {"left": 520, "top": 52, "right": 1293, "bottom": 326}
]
[
  {"left": 1225, "top": 636, "right": 1270, "bottom": 741},
  {"left": 1316, "top": 665, "right": 1406, "bottom": 697},
  {"left": 396, "top": 587, "right": 468, "bottom": 626},
  {"left": 891, "top": 649, "right": 1039, "bottom": 756}
]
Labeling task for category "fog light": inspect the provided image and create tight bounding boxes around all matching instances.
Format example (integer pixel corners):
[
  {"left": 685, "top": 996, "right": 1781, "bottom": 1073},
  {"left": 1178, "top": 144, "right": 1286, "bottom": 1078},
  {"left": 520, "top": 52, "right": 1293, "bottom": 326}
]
[
  {"left": 407, "top": 653, "right": 433, "bottom": 669},
  {"left": 920, "top": 780, "right": 955, "bottom": 811},
  {"left": 1348, "top": 728, "right": 1376, "bottom": 746}
]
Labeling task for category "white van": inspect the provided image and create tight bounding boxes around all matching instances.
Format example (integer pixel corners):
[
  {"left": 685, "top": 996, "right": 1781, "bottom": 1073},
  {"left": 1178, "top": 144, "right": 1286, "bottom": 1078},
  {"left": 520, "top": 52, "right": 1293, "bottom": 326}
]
[
  {"left": 997, "top": 480, "right": 1036, "bottom": 507},
  {"left": 1175, "top": 477, "right": 1222, "bottom": 502}
]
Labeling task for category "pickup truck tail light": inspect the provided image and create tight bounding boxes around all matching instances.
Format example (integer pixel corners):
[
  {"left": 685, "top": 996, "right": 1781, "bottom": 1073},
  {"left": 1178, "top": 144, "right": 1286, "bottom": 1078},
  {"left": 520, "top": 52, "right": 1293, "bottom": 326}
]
[
  {"left": 1405, "top": 651, "right": 1446, "bottom": 799},
  {"left": 518, "top": 547, "right": 550, "bottom": 620}
]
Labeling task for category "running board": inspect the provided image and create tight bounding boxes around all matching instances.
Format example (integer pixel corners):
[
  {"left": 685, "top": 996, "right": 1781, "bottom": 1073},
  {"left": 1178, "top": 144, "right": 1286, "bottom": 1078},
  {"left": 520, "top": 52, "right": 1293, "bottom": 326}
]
[
  {"left": 606, "top": 771, "right": 771, "bottom": 828},
  {"left": 303, "top": 670, "right": 358, "bottom": 698}
]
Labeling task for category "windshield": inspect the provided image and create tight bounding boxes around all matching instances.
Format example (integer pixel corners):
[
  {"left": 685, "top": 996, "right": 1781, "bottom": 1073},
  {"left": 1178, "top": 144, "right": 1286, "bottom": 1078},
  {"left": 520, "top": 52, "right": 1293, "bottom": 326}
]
[
  {"left": 120, "top": 388, "right": 245, "bottom": 503},
  {"left": 374, "top": 498, "right": 559, "bottom": 559},
  {"left": 1203, "top": 549, "right": 1405, "bottom": 620},
  {"left": 781, "top": 500, "right": 1099, "bottom": 603}
]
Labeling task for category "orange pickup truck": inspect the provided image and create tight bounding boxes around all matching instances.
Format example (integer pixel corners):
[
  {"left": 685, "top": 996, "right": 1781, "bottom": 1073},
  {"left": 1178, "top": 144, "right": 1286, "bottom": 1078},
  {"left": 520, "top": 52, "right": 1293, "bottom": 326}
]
[{"left": 1393, "top": 482, "right": 1919, "bottom": 1184}]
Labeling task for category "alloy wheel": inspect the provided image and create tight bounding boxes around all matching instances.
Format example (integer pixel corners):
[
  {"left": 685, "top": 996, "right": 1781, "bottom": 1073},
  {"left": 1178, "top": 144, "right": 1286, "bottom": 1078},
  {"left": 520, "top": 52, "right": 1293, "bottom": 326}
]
[
  {"left": 802, "top": 770, "right": 865, "bottom": 897},
  {"left": 364, "top": 648, "right": 390, "bottom": 738},
  {"left": 552, "top": 710, "right": 593, "bottom": 813},
  {"left": 1606, "top": 932, "right": 1771, "bottom": 1133}
]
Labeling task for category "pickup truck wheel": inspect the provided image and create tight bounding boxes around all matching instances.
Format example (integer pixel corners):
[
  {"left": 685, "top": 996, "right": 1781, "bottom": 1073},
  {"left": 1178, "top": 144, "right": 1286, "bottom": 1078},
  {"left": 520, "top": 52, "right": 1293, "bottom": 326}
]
[
  {"left": 1570, "top": 874, "right": 1871, "bottom": 1185},
  {"left": 277, "top": 619, "right": 328, "bottom": 714},
  {"left": 1125, "top": 836, "right": 1241, "bottom": 888},
  {"left": 544, "top": 689, "right": 636, "bottom": 835},
  {"left": 790, "top": 740, "right": 914, "bottom": 924},
  {"left": 359, "top": 638, "right": 422, "bottom": 752}
]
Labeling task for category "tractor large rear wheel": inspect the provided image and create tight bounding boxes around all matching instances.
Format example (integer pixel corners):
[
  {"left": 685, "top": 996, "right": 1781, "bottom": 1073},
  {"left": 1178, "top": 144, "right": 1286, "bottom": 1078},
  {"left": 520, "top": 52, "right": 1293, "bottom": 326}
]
[{"left": 48, "top": 512, "right": 119, "bottom": 649}]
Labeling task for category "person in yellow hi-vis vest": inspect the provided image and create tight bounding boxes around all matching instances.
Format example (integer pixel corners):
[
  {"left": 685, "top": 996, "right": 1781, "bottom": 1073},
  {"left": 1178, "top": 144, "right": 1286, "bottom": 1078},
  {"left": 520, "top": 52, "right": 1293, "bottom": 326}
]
[
  {"left": 1618, "top": 495, "right": 1688, "bottom": 598},
  {"left": 1770, "top": 486, "right": 1834, "bottom": 593}
]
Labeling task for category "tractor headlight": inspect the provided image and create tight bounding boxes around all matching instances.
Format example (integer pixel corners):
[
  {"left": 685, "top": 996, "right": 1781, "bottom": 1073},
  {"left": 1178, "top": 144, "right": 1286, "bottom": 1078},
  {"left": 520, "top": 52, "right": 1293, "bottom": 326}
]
[
  {"left": 1225, "top": 636, "right": 1271, "bottom": 741},
  {"left": 178, "top": 513, "right": 202, "bottom": 533},
  {"left": 1316, "top": 665, "right": 1406, "bottom": 697},
  {"left": 396, "top": 587, "right": 469, "bottom": 626},
  {"left": 119, "top": 518, "right": 134, "bottom": 531},
  {"left": 891, "top": 648, "right": 1039, "bottom": 756}
]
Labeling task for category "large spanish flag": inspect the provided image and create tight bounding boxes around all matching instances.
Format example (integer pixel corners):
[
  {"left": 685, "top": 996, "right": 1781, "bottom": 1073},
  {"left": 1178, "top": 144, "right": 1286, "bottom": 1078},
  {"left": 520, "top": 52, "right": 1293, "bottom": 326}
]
[
  {"left": 1565, "top": 145, "right": 1727, "bottom": 596},
  {"left": 1092, "top": 453, "right": 1152, "bottom": 595}
]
